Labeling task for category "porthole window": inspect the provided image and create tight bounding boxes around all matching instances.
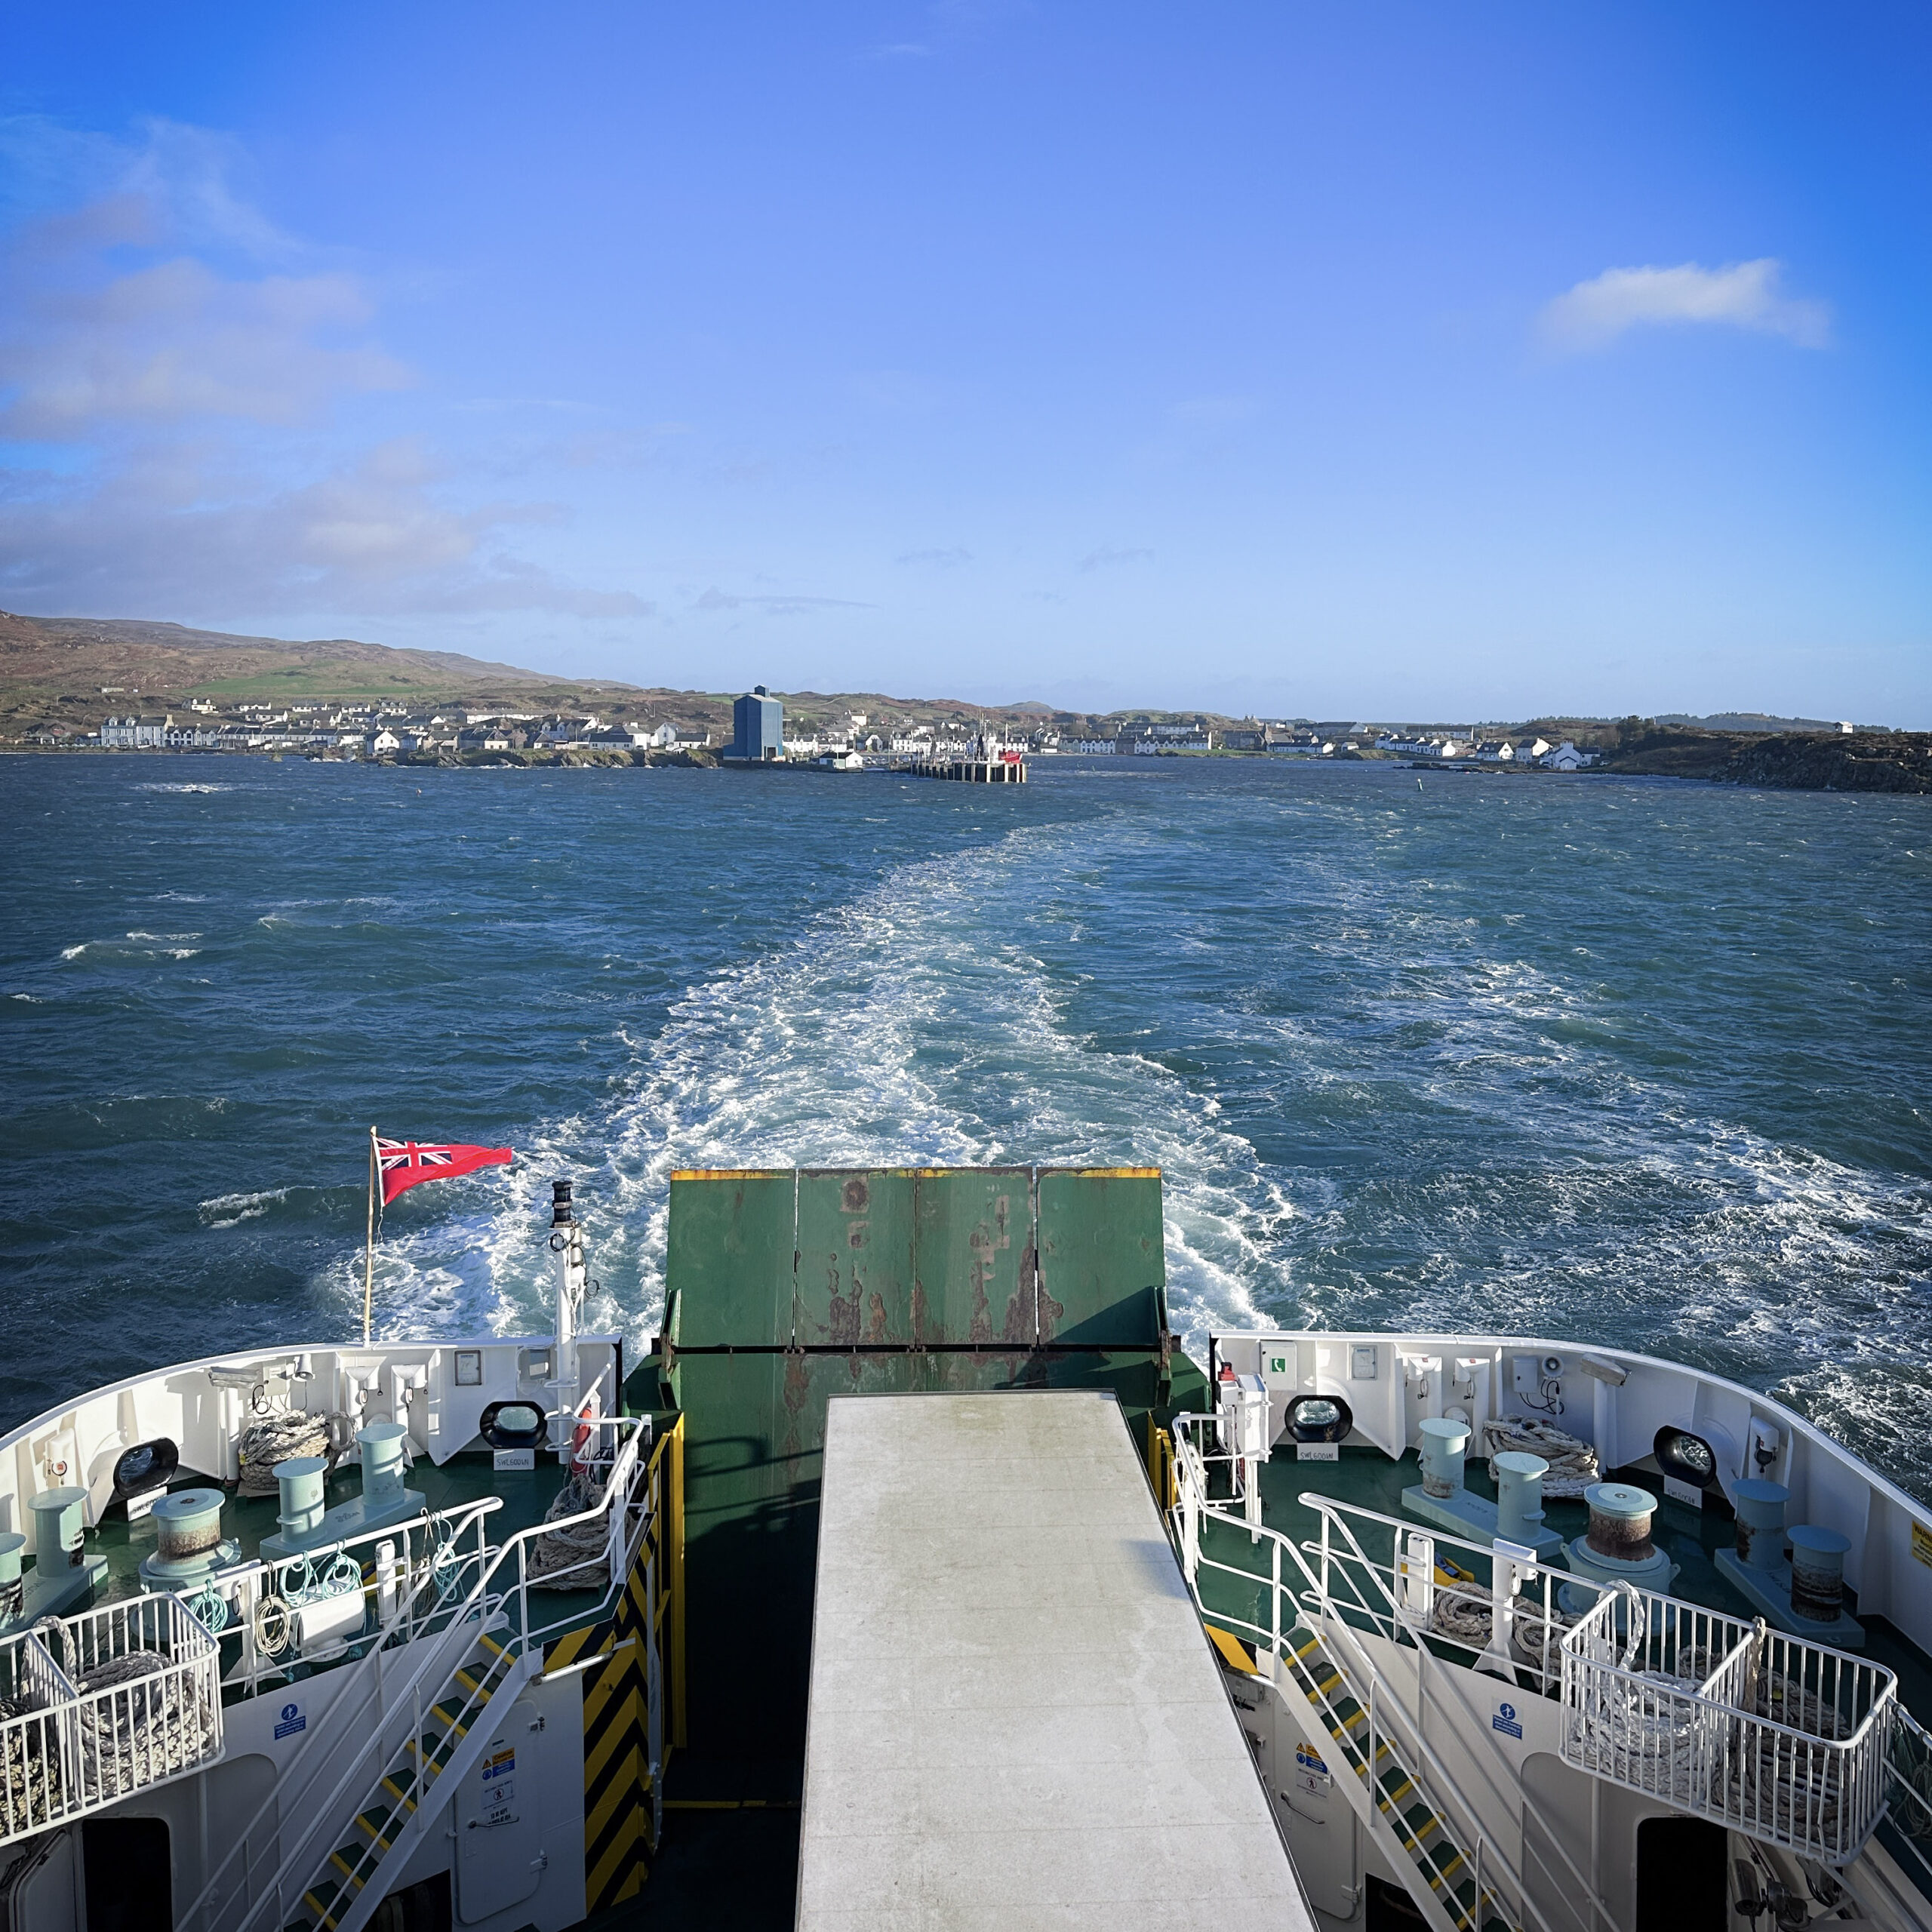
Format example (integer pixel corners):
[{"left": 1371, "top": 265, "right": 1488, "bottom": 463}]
[
  {"left": 1654, "top": 1426, "right": 1718, "bottom": 1491},
  {"left": 1287, "top": 1395, "right": 1353, "bottom": 1444},
  {"left": 478, "top": 1400, "right": 546, "bottom": 1451},
  {"left": 111, "top": 1438, "right": 180, "bottom": 1500}
]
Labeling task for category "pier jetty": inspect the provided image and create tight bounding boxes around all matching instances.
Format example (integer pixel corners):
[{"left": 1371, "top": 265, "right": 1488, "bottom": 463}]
[{"left": 915, "top": 755, "right": 1027, "bottom": 783}]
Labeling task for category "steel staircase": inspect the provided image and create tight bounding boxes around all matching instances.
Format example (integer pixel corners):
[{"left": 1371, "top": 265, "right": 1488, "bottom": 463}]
[
  {"left": 291, "top": 1620, "right": 534, "bottom": 1932},
  {"left": 1168, "top": 1420, "right": 1589, "bottom": 1932},
  {"left": 1278, "top": 1617, "right": 1511, "bottom": 1932}
]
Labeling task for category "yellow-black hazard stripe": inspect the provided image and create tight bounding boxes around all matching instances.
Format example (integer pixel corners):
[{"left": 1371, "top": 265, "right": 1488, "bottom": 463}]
[{"left": 583, "top": 1640, "right": 648, "bottom": 1907}]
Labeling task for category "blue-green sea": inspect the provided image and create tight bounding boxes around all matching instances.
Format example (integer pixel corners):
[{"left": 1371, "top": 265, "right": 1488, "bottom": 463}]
[{"left": 4, "top": 754, "right": 1928, "bottom": 1498}]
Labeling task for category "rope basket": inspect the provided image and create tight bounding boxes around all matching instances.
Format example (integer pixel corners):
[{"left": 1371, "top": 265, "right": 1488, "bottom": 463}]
[
  {"left": 1561, "top": 1656, "right": 1709, "bottom": 1805},
  {"left": 236, "top": 1410, "right": 337, "bottom": 1497},
  {"left": 528, "top": 1462, "right": 613, "bottom": 1593},
  {"left": 1481, "top": 1418, "right": 1599, "bottom": 1499},
  {"left": 40, "top": 1621, "right": 219, "bottom": 1800},
  {"left": 2, "top": 1620, "right": 218, "bottom": 1813},
  {"left": 1673, "top": 1642, "right": 1856, "bottom": 1843}
]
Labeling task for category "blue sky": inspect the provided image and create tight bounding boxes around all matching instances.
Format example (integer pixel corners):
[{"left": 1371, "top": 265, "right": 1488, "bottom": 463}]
[{"left": 2, "top": 3, "right": 1927, "bottom": 721}]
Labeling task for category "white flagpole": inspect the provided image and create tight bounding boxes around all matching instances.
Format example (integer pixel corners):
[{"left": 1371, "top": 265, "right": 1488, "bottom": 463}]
[{"left": 364, "top": 1126, "right": 377, "bottom": 1348}]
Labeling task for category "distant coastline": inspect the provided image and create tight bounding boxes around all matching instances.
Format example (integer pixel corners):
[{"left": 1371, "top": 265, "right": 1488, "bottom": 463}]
[
  {"left": 5, "top": 609, "right": 1926, "bottom": 795},
  {"left": 14, "top": 727, "right": 1930, "bottom": 795}
]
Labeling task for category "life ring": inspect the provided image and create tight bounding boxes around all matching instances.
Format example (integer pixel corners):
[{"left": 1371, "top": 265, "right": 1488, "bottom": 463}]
[{"left": 569, "top": 1395, "right": 603, "bottom": 1463}]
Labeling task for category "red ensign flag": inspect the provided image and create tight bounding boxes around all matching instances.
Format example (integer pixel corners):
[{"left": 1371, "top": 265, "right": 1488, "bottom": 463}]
[{"left": 376, "top": 1137, "right": 514, "bottom": 1204}]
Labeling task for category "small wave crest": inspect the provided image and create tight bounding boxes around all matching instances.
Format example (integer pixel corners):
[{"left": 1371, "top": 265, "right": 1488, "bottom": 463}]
[
  {"left": 198, "top": 1187, "right": 289, "bottom": 1229},
  {"left": 136, "top": 782, "right": 231, "bottom": 794}
]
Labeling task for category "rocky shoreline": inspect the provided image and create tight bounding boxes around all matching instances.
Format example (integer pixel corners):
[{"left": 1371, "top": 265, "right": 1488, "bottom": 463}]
[{"left": 1599, "top": 726, "right": 1931, "bottom": 794}]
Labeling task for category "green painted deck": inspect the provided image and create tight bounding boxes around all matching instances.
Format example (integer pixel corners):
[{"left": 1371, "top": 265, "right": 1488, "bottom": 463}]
[
  {"left": 57, "top": 1451, "right": 610, "bottom": 1709},
  {"left": 1190, "top": 1441, "right": 1932, "bottom": 1731}
]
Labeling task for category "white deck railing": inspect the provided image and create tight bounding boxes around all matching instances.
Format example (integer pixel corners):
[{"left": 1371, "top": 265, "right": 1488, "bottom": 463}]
[
  {"left": 1558, "top": 1582, "right": 1897, "bottom": 1866},
  {"left": 0, "top": 1593, "right": 223, "bottom": 1844},
  {"left": 1168, "top": 1419, "right": 1574, "bottom": 1932},
  {"left": 180, "top": 1411, "right": 659, "bottom": 1932}
]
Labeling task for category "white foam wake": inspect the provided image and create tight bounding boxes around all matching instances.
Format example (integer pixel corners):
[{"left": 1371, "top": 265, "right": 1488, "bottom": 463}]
[{"left": 333, "top": 817, "right": 1302, "bottom": 1355}]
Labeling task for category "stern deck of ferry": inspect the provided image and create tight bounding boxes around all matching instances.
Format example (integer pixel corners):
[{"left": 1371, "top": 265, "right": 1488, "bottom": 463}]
[{"left": 1189, "top": 1443, "right": 1932, "bottom": 1731}]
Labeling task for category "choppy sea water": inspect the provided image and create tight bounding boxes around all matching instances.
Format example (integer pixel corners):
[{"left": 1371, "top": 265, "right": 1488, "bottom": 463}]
[{"left": 3, "top": 754, "right": 1927, "bottom": 1498}]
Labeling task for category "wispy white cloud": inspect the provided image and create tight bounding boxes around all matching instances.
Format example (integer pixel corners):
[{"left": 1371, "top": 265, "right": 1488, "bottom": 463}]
[
  {"left": 0, "top": 438, "right": 651, "bottom": 617},
  {"left": 693, "top": 586, "right": 872, "bottom": 617},
  {"left": 863, "top": 0, "right": 1023, "bottom": 60},
  {"left": 1078, "top": 544, "right": 1152, "bottom": 571},
  {"left": 1538, "top": 259, "right": 1831, "bottom": 355},
  {"left": 0, "top": 257, "right": 410, "bottom": 435},
  {"left": 0, "top": 115, "right": 643, "bottom": 623},
  {"left": 897, "top": 546, "right": 973, "bottom": 567},
  {"left": 0, "top": 114, "right": 298, "bottom": 260}
]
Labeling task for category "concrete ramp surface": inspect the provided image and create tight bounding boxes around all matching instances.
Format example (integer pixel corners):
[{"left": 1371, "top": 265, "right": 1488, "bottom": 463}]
[{"left": 797, "top": 1390, "right": 1314, "bottom": 1930}]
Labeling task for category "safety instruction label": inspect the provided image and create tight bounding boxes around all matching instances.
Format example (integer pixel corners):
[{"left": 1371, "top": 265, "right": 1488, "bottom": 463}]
[
  {"left": 1913, "top": 1523, "right": 1932, "bottom": 1572},
  {"left": 274, "top": 1701, "right": 306, "bottom": 1740},
  {"left": 479, "top": 1746, "right": 518, "bottom": 1826},
  {"left": 1492, "top": 1700, "right": 1523, "bottom": 1741},
  {"left": 1293, "top": 1741, "right": 1332, "bottom": 1795}
]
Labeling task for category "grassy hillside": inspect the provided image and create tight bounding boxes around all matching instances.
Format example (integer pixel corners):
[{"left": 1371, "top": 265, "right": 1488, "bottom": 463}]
[
  {"left": 0, "top": 611, "right": 659, "bottom": 736},
  {"left": 0, "top": 611, "right": 1207, "bottom": 743}
]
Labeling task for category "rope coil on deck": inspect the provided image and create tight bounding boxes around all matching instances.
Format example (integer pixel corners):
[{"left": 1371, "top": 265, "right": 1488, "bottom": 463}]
[
  {"left": 236, "top": 1408, "right": 340, "bottom": 1497},
  {"left": 26, "top": 1618, "right": 218, "bottom": 1800},
  {"left": 527, "top": 1457, "right": 613, "bottom": 1592},
  {"left": 1427, "top": 1583, "right": 1579, "bottom": 1674},
  {"left": 1480, "top": 1417, "right": 1599, "bottom": 1497}
]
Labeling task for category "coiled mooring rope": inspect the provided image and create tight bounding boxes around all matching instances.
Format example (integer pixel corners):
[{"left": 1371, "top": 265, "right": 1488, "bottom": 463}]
[
  {"left": 1480, "top": 1417, "right": 1599, "bottom": 1498},
  {"left": 236, "top": 1409, "right": 338, "bottom": 1497},
  {"left": 528, "top": 1463, "right": 613, "bottom": 1592}
]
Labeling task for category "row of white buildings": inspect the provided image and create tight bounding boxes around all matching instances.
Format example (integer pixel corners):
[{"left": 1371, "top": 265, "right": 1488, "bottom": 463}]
[
  {"left": 1375, "top": 731, "right": 1597, "bottom": 768},
  {"left": 96, "top": 708, "right": 712, "bottom": 757},
  {"left": 1046, "top": 723, "right": 1598, "bottom": 766}
]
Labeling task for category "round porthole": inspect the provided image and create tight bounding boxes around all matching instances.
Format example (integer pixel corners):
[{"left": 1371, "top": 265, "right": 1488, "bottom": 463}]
[
  {"left": 1287, "top": 1395, "right": 1353, "bottom": 1444},
  {"left": 1654, "top": 1425, "right": 1718, "bottom": 1491},
  {"left": 111, "top": 1438, "right": 180, "bottom": 1500},
  {"left": 478, "top": 1400, "right": 546, "bottom": 1451}
]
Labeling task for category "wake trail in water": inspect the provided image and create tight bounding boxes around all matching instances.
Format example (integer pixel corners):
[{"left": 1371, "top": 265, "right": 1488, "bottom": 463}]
[
  {"left": 342, "top": 815, "right": 1300, "bottom": 1354},
  {"left": 326, "top": 792, "right": 1929, "bottom": 1499}
]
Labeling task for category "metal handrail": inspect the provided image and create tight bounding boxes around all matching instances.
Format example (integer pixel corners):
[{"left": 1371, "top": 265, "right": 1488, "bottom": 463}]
[
  {"left": 1558, "top": 1580, "right": 1897, "bottom": 1865},
  {"left": 182, "top": 1414, "right": 653, "bottom": 1932},
  {"left": 179, "top": 1495, "right": 516, "bottom": 1930},
  {"left": 1170, "top": 1423, "right": 1620, "bottom": 1932},
  {"left": 245, "top": 1417, "right": 652, "bottom": 1932},
  {"left": 1171, "top": 1430, "right": 1531, "bottom": 1932},
  {"left": 0, "top": 1594, "right": 223, "bottom": 1848},
  {"left": 1883, "top": 1708, "right": 1932, "bottom": 1900},
  {"left": 214, "top": 1494, "right": 505, "bottom": 1697},
  {"left": 1302, "top": 1498, "right": 1583, "bottom": 1906}
]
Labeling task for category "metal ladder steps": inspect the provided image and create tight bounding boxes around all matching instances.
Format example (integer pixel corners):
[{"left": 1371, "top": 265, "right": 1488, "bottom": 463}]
[
  {"left": 295, "top": 1639, "right": 515, "bottom": 1931},
  {"left": 1286, "top": 1634, "right": 1503, "bottom": 1932},
  {"left": 1370, "top": 1782, "right": 1463, "bottom": 1884},
  {"left": 297, "top": 1874, "right": 361, "bottom": 1932},
  {"left": 350, "top": 1802, "right": 408, "bottom": 1854}
]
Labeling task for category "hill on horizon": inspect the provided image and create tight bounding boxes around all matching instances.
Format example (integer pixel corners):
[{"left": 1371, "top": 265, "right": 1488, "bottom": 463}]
[
  {"left": 0, "top": 611, "right": 1106, "bottom": 741},
  {"left": 1656, "top": 709, "right": 1847, "bottom": 734}
]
